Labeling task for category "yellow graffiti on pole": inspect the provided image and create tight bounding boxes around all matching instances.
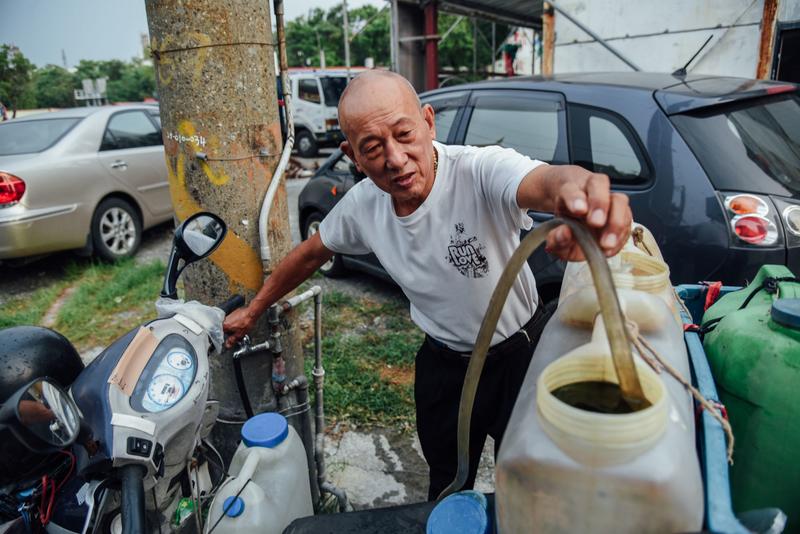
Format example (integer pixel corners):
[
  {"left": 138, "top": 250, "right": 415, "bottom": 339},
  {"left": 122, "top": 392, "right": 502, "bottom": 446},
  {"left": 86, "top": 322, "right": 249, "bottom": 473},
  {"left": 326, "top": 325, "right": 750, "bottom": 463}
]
[
  {"left": 151, "top": 32, "right": 212, "bottom": 88},
  {"left": 163, "top": 144, "right": 264, "bottom": 293},
  {"left": 178, "top": 121, "right": 231, "bottom": 186}
]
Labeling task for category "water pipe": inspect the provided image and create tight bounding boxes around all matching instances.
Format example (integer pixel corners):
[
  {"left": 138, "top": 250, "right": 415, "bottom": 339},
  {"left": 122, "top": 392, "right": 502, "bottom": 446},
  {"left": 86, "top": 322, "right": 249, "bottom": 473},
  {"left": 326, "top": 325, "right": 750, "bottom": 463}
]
[
  {"left": 278, "top": 286, "right": 349, "bottom": 512},
  {"left": 438, "top": 218, "right": 645, "bottom": 500},
  {"left": 260, "top": 0, "right": 294, "bottom": 266}
]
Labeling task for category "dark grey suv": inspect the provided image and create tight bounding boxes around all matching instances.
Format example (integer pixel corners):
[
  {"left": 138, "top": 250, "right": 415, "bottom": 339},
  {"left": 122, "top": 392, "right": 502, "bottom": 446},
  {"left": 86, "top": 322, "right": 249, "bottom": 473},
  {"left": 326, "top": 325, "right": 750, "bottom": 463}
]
[{"left": 298, "top": 73, "right": 800, "bottom": 303}]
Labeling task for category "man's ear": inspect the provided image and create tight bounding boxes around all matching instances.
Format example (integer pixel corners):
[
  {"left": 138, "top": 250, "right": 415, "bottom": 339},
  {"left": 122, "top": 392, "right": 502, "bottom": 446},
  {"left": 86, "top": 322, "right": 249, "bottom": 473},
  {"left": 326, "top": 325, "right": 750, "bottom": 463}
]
[
  {"left": 340, "top": 141, "right": 363, "bottom": 172},
  {"left": 422, "top": 103, "right": 436, "bottom": 139}
]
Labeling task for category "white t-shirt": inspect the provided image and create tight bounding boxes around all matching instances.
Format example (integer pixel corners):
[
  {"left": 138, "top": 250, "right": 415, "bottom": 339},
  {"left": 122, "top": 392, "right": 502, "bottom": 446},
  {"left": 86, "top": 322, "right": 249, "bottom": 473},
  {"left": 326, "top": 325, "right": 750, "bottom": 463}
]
[{"left": 319, "top": 141, "right": 546, "bottom": 351}]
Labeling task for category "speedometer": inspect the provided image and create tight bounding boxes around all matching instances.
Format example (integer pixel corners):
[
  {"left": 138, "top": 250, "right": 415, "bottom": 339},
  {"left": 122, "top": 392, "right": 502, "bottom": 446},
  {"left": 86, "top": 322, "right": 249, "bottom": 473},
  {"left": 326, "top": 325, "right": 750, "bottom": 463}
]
[
  {"left": 167, "top": 349, "right": 193, "bottom": 370},
  {"left": 146, "top": 375, "right": 184, "bottom": 408}
]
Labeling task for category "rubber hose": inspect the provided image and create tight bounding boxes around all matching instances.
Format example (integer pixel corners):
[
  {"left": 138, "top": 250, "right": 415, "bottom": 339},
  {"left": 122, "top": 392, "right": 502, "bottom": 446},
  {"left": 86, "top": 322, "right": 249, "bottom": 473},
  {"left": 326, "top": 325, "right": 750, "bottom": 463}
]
[
  {"left": 233, "top": 356, "right": 255, "bottom": 419},
  {"left": 437, "top": 218, "right": 645, "bottom": 500}
]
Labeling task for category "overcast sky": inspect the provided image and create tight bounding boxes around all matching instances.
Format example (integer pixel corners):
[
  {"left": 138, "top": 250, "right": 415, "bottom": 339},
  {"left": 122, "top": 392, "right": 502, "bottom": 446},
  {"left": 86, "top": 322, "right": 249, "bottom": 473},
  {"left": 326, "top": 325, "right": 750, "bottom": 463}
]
[{"left": 1, "top": 0, "right": 383, "bottom": 68}]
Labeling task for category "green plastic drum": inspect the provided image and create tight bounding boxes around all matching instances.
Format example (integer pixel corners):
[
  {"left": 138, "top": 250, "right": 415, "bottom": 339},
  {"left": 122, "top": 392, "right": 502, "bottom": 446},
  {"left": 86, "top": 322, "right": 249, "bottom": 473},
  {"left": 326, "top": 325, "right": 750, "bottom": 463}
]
[{"left": 703, "top": 265, "right": 800, "bottom": 531}]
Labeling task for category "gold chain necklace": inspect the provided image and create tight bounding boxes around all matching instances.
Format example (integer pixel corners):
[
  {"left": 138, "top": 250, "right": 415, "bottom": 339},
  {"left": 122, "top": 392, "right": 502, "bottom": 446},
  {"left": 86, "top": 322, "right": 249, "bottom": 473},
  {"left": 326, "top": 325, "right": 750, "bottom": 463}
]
[{"left": 433, "top": 146, "right": 439, "bottom": 177}]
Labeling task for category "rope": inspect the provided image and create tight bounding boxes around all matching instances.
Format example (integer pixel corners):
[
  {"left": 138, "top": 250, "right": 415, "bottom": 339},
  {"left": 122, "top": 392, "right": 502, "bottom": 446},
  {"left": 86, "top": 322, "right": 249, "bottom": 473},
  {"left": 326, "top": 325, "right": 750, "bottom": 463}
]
[{"left": 625, "top": 319, "right": 735, "bottom": 464}]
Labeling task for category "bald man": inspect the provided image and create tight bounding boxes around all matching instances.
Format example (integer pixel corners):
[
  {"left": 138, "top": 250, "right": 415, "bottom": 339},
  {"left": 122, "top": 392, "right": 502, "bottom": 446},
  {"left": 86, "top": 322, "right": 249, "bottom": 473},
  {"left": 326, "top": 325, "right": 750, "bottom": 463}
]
[{"left": 224, "top": 71, "right": 632, "bottom": 499}]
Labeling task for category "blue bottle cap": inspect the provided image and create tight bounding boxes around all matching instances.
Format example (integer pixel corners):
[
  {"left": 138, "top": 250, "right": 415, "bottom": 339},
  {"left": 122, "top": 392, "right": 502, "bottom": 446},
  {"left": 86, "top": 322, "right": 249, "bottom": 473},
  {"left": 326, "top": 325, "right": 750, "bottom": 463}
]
[
  {"left": 223, "top": 496, "right": 245, "bottom": 517},
  {"left": 426, "top": 491, "right": 490, "bottom": 534},
  {"left": 241, "top": 412, "right": 289, "bottom": 448},
  {"left": 771, "top": 299, "right": 800, "bottom": 329}
]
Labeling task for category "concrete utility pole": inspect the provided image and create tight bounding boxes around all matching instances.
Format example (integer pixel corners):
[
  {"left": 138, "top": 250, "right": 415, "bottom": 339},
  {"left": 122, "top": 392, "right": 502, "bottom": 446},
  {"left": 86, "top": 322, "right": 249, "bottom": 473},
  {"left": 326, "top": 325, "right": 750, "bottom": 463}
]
[{"left": 144, "top": 0, "right": 303, "bottom": 462}]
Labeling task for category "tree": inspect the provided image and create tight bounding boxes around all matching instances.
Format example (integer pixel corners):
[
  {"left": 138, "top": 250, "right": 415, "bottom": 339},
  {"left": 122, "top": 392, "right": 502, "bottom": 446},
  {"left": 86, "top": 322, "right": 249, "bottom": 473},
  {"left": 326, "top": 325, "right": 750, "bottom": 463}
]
[
  {"left": 0, "top": 45, "right": 37, "bottom": 115},
  {"left": 71, "top": 58, "right": 156, "bottom": 103},
  {"left": 285, "top": 4, "right": 389, "bottom": 68},
  {"left": 438, "top": 15, "right": 510, "bottom": 81},
  {"left": 33, "top": 65, "right": 75, "bottom": 108}
]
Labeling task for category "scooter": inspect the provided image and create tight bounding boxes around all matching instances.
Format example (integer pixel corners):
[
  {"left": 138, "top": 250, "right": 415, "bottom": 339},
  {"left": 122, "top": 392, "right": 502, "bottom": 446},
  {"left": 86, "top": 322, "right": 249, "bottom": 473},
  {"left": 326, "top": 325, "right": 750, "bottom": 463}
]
[{"left": 2, "top": 211, "right": 242, "bottom": 534}]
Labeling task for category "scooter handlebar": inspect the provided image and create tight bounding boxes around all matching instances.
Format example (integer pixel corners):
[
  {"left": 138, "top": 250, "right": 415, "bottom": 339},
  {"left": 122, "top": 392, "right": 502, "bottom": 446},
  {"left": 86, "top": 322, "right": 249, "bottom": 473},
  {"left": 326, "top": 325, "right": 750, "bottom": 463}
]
[
  {"left": 217, "top": 294, "right": 245, "bottom": 315},
  {"left": 119, "top": 464, "right": 147, "bottom": 534}
]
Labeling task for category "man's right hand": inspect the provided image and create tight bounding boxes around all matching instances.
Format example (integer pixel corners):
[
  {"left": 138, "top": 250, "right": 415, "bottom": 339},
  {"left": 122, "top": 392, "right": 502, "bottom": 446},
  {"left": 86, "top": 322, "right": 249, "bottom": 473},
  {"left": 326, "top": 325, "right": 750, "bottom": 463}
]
[{"left": 223, "top": 307, "right": 257, "bottom": 349}]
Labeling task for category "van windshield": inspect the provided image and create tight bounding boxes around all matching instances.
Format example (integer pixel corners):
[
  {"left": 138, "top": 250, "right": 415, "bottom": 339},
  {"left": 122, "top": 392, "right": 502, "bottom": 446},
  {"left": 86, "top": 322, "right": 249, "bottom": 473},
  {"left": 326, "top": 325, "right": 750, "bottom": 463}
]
[
  {"left": 320, "top": 77, "right": 348, "bottom": 107},
  {"left": 671, "top": 93, "right": 800, "bottom": 197},
  {"left": 0, "top": 118, "right": 81, "bottom": 156}
]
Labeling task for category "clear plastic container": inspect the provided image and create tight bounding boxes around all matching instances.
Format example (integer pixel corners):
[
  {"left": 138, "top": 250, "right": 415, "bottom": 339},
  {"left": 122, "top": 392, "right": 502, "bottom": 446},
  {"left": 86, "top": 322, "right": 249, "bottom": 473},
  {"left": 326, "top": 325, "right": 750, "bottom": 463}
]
[
  {"left": 205, "top": 413, "right": 313, "bottom": 534},
  {"left": 496, "top": 288, "right": 704, "bottom": 533}
]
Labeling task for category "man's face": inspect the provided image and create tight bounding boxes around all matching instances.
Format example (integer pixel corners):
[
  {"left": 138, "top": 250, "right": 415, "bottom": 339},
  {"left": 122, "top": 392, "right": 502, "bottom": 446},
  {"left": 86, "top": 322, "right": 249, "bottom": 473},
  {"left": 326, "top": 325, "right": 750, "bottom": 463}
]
[{"left": 339, "top": 78, "right": 437, "bottom": 214}]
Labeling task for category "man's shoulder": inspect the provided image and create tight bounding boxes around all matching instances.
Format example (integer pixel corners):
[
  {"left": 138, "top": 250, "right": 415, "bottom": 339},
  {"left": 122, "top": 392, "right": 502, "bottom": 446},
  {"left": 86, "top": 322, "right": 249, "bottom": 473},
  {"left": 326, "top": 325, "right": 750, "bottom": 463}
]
[{"left": 439, "top": 142, "right": 510, "bottom": 163}]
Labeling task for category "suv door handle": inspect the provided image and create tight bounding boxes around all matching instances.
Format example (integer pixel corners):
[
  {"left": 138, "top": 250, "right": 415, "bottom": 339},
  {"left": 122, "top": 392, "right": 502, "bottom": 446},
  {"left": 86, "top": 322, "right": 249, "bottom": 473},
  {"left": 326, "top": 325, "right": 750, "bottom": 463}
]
[{"left": 110, "top": 160, "right": 128, "bottom": 170}]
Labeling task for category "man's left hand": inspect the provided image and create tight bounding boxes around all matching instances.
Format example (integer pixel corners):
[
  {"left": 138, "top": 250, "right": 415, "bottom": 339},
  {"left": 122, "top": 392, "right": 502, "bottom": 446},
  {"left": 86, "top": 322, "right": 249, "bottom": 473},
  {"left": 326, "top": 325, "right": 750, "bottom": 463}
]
[{"left": 519, "top": 165, "right": 633, "bottom": 261}]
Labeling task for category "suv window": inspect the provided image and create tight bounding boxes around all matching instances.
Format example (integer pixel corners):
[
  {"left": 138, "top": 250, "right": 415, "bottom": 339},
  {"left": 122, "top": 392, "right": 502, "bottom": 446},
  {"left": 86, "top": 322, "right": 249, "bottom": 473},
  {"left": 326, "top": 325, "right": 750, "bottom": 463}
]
[
  {"left": 671, "top": 94, "right": 800, "bottom": 196},
  {"left": 333, "top": 152, "right": 354, "bottom": 173},
  {"left": 464, "top": 91, "right": 567, "bottom": 163},
  {"left": 299, "top": 79, "right": 321, "bottom": 104},
  {"left": 101, "top": 111, "right": 162, "bottom": 151},
  {"left": 568, "top": 104, "right": 650, "bottom": 184},
  {"left": 423, "top": 92, "right": 467, "bottom": 144}
]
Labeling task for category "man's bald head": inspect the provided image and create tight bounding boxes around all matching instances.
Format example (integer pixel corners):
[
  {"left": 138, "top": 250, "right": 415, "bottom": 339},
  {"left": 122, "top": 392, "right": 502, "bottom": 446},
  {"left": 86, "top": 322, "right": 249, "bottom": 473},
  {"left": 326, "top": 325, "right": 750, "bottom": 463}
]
[{"left": 337, "top": 71, "right": 422, "bottom": 141}]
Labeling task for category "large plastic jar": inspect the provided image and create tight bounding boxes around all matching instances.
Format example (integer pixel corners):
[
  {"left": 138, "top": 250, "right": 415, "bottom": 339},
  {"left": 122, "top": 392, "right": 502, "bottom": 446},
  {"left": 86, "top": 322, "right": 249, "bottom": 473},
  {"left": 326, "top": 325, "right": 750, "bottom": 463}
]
[
  {"left": 496, "top": 289, "right": 703, "bottom": 533},
  {"left": 204, "top": 413, "right": 313, "bottom": 534}
]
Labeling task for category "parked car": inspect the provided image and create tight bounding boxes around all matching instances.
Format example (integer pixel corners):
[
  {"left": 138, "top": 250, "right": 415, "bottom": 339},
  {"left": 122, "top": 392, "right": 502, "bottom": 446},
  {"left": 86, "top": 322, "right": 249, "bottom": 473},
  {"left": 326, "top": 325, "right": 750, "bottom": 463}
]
[
  {"left": 0, "top": 105, "right": 171, "bottom": 263},
  {"left": 298, "top": 73, "right": 800, "bottom": 303}
]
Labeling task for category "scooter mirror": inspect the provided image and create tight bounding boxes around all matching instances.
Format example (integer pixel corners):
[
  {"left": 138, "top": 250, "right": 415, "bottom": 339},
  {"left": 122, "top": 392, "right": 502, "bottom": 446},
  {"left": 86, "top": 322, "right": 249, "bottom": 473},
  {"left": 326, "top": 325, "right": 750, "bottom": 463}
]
[
  {"left": 180, "top": 213, "right": 226, "bottom": 258},
  {"left": 161, "top": 212, "right": 228, "bottom": 299},
  {"left": 0, "top": 378, "right": 81, "bottom": 452}
]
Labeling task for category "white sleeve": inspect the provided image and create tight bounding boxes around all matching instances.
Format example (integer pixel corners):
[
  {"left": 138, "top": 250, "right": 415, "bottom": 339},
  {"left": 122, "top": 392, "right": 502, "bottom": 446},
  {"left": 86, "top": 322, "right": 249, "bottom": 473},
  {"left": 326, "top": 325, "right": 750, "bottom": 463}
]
[
  {"left": 470, "top": 145, "right": 547, "bottom": 230},
  {"left": 318, "top": 188, "right": 372, "bottom": 255}
]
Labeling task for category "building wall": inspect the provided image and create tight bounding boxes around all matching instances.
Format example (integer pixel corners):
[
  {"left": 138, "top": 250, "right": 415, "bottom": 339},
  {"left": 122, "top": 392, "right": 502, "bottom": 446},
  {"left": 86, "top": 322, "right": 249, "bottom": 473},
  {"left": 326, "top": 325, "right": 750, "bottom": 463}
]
[{"left": 551, "top": 0, "right": 769, "bottom": 77}]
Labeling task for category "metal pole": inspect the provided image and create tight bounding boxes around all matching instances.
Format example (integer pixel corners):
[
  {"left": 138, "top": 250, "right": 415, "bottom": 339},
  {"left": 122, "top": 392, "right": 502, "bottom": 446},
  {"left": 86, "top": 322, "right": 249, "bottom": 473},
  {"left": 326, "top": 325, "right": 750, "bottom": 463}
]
[
  {"left": 424, "top": 1, "right": 438, "bottom": 90},
  {"left": 472, "top": 17, "right": 477, "bottom": 78},
  {"left": 491, "top": 22, "right": 496, "bottom": 75},
  {"left": 390, "top": 0, "right": 399, "bottom": 72},
  {"left": 546, "top": 0, "right": 641, "bottom": 71},
  {"left": 343, "top": 0, "right": 352, "bottom": 78},
  {"left": 145, "top": 0, "right": 301, "bottom": 462}
]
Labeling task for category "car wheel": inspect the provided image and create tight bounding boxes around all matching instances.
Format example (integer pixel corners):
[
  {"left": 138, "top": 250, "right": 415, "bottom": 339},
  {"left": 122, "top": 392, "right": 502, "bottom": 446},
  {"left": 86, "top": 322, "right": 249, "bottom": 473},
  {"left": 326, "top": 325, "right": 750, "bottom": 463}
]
[
  {"left": 304, "top": 212, "right": 346, "bottom": 277},
  {"left": 296, "top": 129, "right": 318, "bottom": 158},
  {"left": 91, "top": 198, "right": 142, "bottom": 262}
]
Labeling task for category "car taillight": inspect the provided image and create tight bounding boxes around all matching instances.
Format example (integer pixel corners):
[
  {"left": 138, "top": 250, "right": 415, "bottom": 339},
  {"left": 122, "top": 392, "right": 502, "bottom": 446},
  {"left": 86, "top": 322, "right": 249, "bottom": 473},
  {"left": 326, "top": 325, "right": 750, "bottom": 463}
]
[
  {"left": 731, "top": 214, "right": 778, "bottom": 244},
  {"left": 0, "top": 172, "right": 25, "bottom": 206},
  {"left": 783, "top": 205, "right": 800, "bottom": 236},
  {"left": 722, "top": 192, "right": 779, "bottom": 246}
]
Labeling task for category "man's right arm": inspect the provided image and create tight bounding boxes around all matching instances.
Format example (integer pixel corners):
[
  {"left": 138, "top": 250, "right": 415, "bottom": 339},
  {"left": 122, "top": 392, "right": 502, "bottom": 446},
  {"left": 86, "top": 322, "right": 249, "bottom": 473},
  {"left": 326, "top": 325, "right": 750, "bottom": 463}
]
[{"left": 223, "top": 232, "right": 334, "bottom": 347}]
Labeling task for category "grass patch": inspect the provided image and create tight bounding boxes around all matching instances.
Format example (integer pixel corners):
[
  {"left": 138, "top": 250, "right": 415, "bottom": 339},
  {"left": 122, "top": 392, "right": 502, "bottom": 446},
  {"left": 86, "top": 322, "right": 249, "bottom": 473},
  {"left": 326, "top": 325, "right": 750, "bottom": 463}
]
[
  {"left": 54, "top": 259, "right": 165, "bottom": 348},
  {"left": 0, "top": 281, "right": 72, "bottom": 328},
  {"left": 302, "top": 288, "right": 422, "bottom": 428}
]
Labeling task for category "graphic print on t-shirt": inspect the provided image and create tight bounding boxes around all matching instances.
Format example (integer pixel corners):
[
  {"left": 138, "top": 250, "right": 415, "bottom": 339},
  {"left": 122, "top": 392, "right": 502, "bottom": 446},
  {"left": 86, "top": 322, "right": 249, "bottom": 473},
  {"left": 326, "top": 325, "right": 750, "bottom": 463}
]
[{"left": 446, "top": 222, "right": 489, "bottom": 278}]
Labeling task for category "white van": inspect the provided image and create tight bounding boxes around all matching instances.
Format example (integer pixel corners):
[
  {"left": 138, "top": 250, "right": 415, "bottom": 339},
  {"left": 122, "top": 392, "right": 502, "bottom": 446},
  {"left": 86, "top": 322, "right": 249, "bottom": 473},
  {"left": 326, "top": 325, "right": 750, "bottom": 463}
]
[{"left": 285, "top": 69, "right": 358, "bottom": 157}]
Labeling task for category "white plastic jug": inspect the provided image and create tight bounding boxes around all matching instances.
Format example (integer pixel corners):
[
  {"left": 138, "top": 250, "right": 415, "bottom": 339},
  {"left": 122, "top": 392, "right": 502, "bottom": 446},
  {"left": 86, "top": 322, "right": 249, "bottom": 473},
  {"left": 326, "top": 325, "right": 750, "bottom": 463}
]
[
  {"left": 496, "top": 282, "right": 704, "bottom": 533},
  {"left": 204, "top": 413, "right": 313, "bottom": 534}
]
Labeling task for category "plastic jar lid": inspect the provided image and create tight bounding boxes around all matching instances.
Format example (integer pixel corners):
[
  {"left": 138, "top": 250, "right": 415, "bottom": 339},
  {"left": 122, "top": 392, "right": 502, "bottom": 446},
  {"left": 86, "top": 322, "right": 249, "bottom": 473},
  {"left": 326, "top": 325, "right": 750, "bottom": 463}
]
[
  {"left": 223, "top": 496, "right": 245, "bottom": 517},
  {"left": 426, "top": 491, "right": 490, "bottom": 534},
  {"left": 771, "top": 299, "right": 800, "bottom": 329},
  {"left": 241, "top": 412, "right": 289, "bottom": 448}
]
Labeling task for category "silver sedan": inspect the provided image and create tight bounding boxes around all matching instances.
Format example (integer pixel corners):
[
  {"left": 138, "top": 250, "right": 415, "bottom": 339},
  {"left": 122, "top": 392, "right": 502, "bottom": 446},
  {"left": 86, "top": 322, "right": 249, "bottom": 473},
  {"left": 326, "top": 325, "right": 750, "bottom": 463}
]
[{"left": 0, "top": 105, "right": 172, "bottom": 262}]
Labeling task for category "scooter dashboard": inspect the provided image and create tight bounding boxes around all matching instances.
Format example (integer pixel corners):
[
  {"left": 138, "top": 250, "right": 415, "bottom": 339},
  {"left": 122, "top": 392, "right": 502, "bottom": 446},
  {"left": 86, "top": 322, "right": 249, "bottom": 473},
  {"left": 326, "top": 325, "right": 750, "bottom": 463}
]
[{"left": 130, "top": 334, "right": 197, "bottom": 413}]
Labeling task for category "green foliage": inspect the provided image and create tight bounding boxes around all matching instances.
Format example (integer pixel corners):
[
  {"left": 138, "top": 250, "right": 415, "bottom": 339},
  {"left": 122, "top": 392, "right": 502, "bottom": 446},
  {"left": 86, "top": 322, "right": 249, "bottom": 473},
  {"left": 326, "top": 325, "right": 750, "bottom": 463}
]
[
  {"left": 299, "top": 288, "right": 422, "bottom": 427},
  {"left": 73, "top": 58, "right": 156, "bottom": 103},
  {"left": 286, "top": 5, "right": 390, "bottom": 68},
  {"left": 55, "top": 259, "right": 164, "bottom": 346},
  {"left": 0, "top": 282, "right": 71, "bottom": 329},
  {"left": 438, "top": 14, "right": 511, "bottom": 81},
  {"left": 33, "top": 65, "right": 75, "bottom": 108},
  {"left": 0, "top": 44, "right": 37, "bottom": 112}
]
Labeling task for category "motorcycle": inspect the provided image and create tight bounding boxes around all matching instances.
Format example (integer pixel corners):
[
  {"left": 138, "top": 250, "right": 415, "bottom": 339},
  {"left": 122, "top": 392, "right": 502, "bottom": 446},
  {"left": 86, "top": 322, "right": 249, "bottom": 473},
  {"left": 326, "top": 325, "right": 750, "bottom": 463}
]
[{"left": 1, "top": 211, "right": 243, "bottom": 533}]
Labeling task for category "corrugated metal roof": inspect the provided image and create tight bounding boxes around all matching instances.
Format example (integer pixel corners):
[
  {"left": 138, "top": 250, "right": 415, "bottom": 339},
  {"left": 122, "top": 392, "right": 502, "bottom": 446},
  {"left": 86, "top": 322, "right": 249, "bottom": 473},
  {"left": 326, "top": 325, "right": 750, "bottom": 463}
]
[{"left": 436, "top": 0, "right": 544, "bottom": 27}]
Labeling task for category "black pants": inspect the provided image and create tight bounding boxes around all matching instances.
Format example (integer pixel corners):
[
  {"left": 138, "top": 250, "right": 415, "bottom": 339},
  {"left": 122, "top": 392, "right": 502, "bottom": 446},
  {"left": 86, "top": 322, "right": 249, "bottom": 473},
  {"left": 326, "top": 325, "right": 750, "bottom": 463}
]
[{"left": 414, "top": 305, "right": 551, "bottom": 500}]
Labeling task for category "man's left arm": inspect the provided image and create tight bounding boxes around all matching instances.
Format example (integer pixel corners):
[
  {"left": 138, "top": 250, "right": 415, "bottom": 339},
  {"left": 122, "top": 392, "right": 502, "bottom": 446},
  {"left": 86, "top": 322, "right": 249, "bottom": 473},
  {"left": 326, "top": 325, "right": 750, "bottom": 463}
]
[{"left": 516, "top": 164, "right": 632, "bottom": 261}]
